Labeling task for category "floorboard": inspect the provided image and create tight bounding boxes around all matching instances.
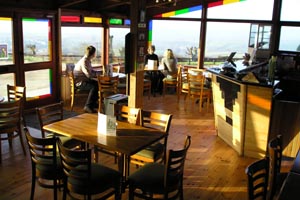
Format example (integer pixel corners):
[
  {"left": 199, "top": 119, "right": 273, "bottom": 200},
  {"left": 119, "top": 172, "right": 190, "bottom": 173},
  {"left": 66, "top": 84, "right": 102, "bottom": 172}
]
[{"left": 0, "top": 94, "right": 262, "bottom": 200}]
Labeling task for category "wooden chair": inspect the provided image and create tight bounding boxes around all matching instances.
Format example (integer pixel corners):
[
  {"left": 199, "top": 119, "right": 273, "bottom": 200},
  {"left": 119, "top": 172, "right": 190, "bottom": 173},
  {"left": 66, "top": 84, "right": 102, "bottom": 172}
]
[
  {"left": 36, "top": 101, "right": 81, "bottom": 148},
  {"left": 163, "top": 66, "right": 180, "bottom": 96},
  {"left": 267, "top": 135, "right": 288, "bottom": 200},
  {"left": 130, "top": 110, "right": 172, "bottom": 167},
  {"left": 57, "top": 139, "right": 122, "bottom": 200},
  {"left": 114, "top": 104, "right": 141, "bottom": 125},
  {"left": 94, "top": 104, "right": 141, "bottom": 163},
  {"left": 143, "top": 79, "right": 152, "bottom": 99},
  {"left": 177, "top": 66, "right": 189, "bottom": 102},
  {"left": 128, "top": 135, "right": 191, "bottom": 200},
  {"left": 24, "top": 127, "right": 63, "bottom": 200},
  {"left": 97, "top": 75, "right": 119, "bottom": 113},
  {"left": 66, "top": 66, "right": 89, "bottom": 111},
  {"left": 0, "top": 100, "right": 26, "bottom": 163},
  {"left": 245, "top": 157, "right": 269, "bottom": 200},
  {"left": 187, "top": 72, "right": 212, "bottom": 112},
  {"left": 7, "top": 84, "right": 26, "bottom": 126}
]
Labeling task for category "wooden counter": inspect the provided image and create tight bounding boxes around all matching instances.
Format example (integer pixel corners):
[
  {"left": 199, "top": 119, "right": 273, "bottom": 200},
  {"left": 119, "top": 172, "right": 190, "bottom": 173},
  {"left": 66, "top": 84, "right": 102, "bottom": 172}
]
[{"left": 208, "top": 66, "right": 274, "bottom": 159}]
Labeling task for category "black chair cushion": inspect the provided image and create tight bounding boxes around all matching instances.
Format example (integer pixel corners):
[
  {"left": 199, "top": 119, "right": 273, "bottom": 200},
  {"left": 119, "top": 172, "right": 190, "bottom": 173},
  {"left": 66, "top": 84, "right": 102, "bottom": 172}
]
[
  {"left": 68, "top": 163, "right": 121, "bottom": 195},
  {"left": 129, "top": 163, "right": 164, "bottom": 193}
]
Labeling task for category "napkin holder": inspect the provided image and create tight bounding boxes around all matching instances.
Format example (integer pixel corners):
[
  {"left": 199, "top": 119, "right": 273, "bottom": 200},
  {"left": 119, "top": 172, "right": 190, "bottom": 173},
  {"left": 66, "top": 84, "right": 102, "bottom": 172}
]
[{"left": 97, "top": 112, "right": 116, "bottom": 136}]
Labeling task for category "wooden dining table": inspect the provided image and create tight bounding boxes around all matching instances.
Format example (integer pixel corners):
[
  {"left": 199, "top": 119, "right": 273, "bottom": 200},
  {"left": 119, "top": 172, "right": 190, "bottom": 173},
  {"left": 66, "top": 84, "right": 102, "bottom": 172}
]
[
  {"left": 277, "top": 149, "right": 300, "bottom": 199},
  {"left": 43, "top": 113, "right": 166, "bottom": 188}
]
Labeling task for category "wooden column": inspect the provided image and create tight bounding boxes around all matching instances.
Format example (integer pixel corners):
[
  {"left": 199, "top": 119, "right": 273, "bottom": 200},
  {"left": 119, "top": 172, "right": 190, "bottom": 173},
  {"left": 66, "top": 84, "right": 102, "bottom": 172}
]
[{"left": 128, "top": 0, "right": 146, "bottom": 108}]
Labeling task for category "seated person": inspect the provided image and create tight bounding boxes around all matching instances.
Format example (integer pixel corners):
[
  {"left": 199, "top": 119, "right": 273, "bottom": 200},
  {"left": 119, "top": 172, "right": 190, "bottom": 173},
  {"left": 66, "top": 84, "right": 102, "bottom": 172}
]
[
  {"left": 161, "top": 49, "right": 178, "bottom": 79},
  {"left": 74, "top": 45, "right": 98, "bottom": 113},
  {"left": 144, "top": 45, "right": 164, "bottom": 94}
]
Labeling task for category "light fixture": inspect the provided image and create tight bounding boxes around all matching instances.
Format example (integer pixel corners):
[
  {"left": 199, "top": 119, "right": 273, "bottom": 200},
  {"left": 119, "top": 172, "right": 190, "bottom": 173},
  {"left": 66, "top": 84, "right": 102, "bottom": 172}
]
[{"left": 156, "top": 0, "right": 173, "bottom": 3}]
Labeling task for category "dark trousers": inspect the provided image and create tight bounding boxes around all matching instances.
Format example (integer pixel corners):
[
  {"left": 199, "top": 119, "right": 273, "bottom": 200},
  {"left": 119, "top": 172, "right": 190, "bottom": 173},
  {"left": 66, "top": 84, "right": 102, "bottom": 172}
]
[{"left": 80, "top": 79, "right": 98, "bottom": 108}]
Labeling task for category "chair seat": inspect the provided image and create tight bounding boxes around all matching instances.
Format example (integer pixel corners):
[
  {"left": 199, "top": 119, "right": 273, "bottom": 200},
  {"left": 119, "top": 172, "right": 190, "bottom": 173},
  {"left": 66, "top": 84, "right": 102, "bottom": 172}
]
[
  {"left": 134, "top": 142, "right": 164, "bottom": 160},
  {"left": 129, "top": 163, "right": 165, "bottom": 193},
  {"left": 69, "top": 163, "right": 121, "bottom": 195}
]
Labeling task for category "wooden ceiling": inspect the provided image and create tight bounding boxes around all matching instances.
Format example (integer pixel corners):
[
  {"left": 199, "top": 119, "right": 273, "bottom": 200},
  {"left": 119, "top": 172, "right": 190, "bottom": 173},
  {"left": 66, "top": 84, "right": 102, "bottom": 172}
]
[{"left": 0, "top": 0, "right": 220, "bottom": 18}]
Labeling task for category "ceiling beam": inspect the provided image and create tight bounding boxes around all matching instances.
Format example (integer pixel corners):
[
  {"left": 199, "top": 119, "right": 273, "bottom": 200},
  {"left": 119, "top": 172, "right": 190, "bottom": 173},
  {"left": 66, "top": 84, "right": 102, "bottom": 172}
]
[{"left": 59, "top": 0, "right": 88, "bottom": 8}]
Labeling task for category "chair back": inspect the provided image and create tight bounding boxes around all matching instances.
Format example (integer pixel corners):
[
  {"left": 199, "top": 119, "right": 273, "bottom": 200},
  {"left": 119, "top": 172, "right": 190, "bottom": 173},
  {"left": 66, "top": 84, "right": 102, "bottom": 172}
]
[
  {"left": 57, "top": 139, "right": 92, "bottom": 195},
  {"left": 36, "top": 101, "right": 64, "bottom": 138},
  {"left": 268, "top": 134, "right": 283, "bottom": 200},
  {"left": 66, "top": 64, "right": 89, "bottom": 111},
  {"left": 187, "top": 72, "right": 206, "bottom": 96},
  {"left": 114, "top": 104, "right": 141, "bottom": 125},
  {"left": 245, "top": 157, "right": 269, "bottom": 200},
  {"left": 141, "top": 110, "right": 172, "bottom": 134},
  {"left": 165, "top": 135, "right": 191, "bottom": 197},
  {"left": 0, "top": 100, "right": 21, "bottom": 133},
  {"left": 24, "top": 127, "right": 63, "bottom": 181},
  {"left": 97, "top": 75, "right": 119, "bottom": 112},
  {"left": 7, "top": 84, "right": 26, "bottom": 102},
  {"left": 7, "top": 84, "right": 26, "bottom": 125}
]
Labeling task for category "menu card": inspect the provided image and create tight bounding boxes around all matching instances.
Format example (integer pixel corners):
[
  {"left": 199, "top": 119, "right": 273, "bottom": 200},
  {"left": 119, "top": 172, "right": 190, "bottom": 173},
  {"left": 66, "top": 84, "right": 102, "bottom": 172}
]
[{"left": 97, "top": 112, "right": 116, "bottom": 136}]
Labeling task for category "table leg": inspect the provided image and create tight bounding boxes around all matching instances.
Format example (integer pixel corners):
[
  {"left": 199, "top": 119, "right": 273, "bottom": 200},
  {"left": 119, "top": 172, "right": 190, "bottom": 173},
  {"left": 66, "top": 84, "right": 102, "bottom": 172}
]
[{"left": 117, "top": 153, "right": 130, "bottom": 192}]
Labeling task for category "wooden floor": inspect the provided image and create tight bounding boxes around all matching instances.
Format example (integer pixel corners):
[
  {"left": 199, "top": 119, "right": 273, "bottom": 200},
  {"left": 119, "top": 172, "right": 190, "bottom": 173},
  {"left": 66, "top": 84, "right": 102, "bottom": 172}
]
[{"left": 0, "top": 93, "right": 260, "bottom": 200}]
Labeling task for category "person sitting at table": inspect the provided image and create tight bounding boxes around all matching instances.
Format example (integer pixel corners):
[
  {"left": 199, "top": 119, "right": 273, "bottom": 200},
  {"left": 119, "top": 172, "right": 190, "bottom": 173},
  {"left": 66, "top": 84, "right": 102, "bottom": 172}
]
[
  {"left": 144, "top": 45, "right": 164, "bottom": 94},
  {"left": 144, "top": 45, "right": 159, "bottom": 67},
  {"left": 74, "top": 45, "right": 98, "bottom": 113},
  {"left": 161, "top": 49, "right": 178, "bottom": 79}
]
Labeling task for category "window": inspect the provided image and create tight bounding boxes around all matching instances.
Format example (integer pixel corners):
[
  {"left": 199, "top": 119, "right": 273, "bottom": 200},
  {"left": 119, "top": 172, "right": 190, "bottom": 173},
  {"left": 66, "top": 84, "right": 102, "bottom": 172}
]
[
  {"left": 22, "top": 18, "right": 51, "bottom": 64},
  {"left": 25, "top": 69, "right": 51, "bottom": 100},
  {"left": 61, "top": 26, "right": 103, "bottom": 71},
  {"left": 279, "top": 26, "right": 300, "bottom": 52},
  {"left": 0, "top": 73, "right": 14, "bottom": 99},
  {"left": 151, "top": 20, "right": 200, "bottom": 64},
  {"left": 207, "top": 0, "right": 274, "bottom": 20},
  {"left": 280, "top": 0, "right": 300, "bottom": 22},
  {"left": 0, "top": 17, "right": 14, "bottom": 65},
  {"left": 109, "top": 27, "right": 130, "bottom": 63},
  {"left": 205, "top": 22, "right": 250, "bottom": 60}
]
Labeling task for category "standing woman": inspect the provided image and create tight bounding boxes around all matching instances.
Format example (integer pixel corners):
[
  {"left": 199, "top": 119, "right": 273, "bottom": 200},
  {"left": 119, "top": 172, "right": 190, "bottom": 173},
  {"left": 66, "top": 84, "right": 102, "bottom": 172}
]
[{"left": 74, "top": 45, "right": 98, "bottom": 113}]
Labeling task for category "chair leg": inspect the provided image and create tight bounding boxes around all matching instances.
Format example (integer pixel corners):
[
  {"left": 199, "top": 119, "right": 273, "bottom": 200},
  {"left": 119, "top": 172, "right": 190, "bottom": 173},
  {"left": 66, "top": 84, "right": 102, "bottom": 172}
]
[
  {"left": 53, "top": 179, "right": 58, "bottom": 200},
  {"left": 19, "top": 131, "right": 27, "bottom": 155},
  {"left": 129, "top": 185, "right": 135, "bottom": 200},
  {"left": 70, "top": 94, "right": 74, "bottom": 111},
  {"left": 30, "top": 167, "right": 36, "bottom": 200}
]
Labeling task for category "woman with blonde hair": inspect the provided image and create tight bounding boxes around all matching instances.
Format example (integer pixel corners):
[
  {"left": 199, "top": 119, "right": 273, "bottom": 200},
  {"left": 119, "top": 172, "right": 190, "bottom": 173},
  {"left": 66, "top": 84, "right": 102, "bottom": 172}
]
[{"left": 161, "top": 49, "right": 177, "bottom": 79}]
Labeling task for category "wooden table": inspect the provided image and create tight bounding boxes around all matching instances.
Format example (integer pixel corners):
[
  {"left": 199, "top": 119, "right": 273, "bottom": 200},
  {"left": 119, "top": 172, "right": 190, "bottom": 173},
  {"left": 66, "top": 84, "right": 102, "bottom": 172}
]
[
  {"left": 277, "top": 149, "right": 300, "bottom": 199},
  {"left": 43, "top": 113, "right": 166, "bottom": 187}
]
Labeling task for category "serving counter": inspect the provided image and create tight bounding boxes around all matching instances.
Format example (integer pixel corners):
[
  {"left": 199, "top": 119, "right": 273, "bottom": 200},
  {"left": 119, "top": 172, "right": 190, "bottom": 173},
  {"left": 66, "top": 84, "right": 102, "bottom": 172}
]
[{"left": 208, "top": 61, "right": 275, "bottom": 159}]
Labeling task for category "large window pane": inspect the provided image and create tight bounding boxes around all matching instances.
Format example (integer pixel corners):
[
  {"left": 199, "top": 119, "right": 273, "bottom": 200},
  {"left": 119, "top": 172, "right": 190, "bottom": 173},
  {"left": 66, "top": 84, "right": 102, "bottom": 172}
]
[
  {"left": 0, "top": 17, "right": 14, "bottom": 65},
  {"left": 205, "top": 22, "right": 250, "bottom": 61},
  {"left": 22, "top": 18, "right": 51, "bottom": 64},
  {"left": 151, "top": 20, "right": 200, "bottom": 64},
  {"left": 25, "top": 69, "right": 51, "bottom": 100},
  {"left": 279, "top": 26, "right": 300, "bottom": 52},
  {"left": 109, "top": 27, "right": 130, "bottom": 63},
  {"left": 0, "top": 73, "right": 14, "bottom": 99},
  {"left": 61, "top": 26, "right": 103, "bottom": 71},
  {"left": 207, "top": 0, "right": 274, "bottom": 20},
  {"left": 281, "top": 0, "right": 300, "bottom": 21}
]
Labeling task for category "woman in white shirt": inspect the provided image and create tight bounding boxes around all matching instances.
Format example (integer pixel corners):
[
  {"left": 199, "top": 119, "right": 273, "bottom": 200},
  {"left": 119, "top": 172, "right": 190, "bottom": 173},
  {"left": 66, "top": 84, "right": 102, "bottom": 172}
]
[{"left": 74, "top": 45, "right": 98, "bottom": 113}]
